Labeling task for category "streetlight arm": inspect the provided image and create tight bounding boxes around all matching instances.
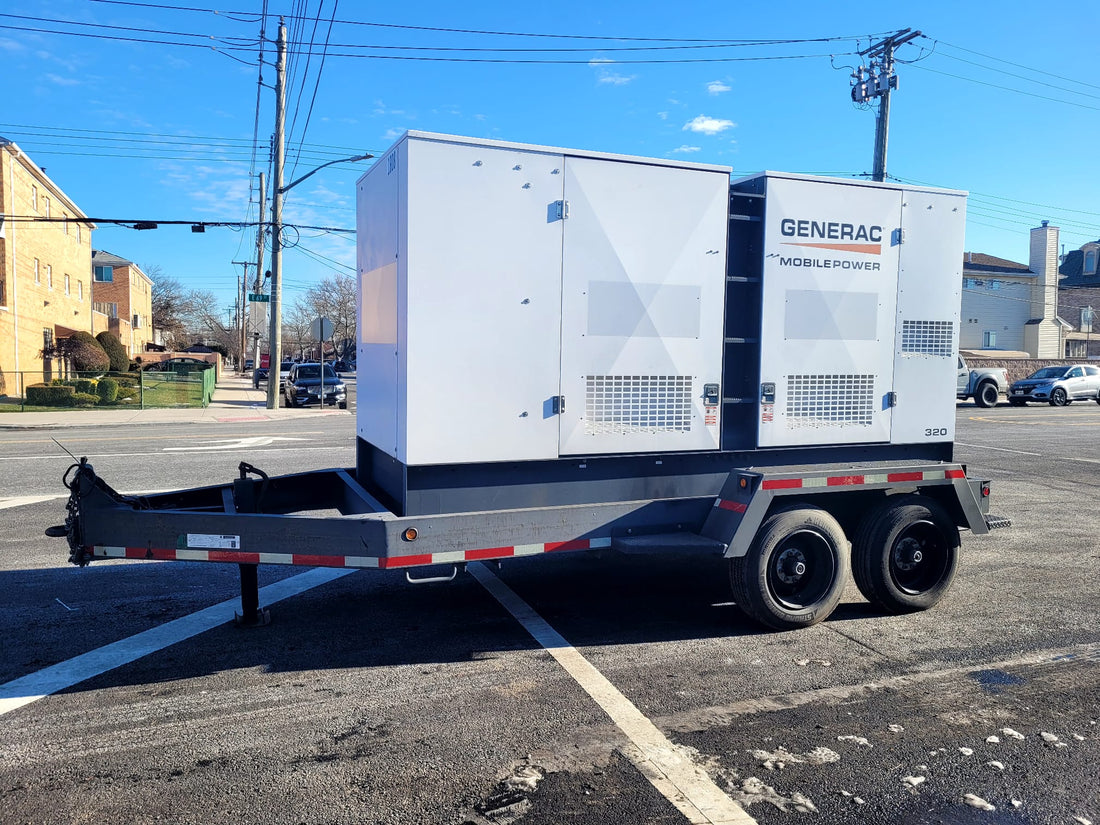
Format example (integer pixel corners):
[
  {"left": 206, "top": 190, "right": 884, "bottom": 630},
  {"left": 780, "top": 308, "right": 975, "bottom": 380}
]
[{"left": 278, "top": 153, "right": 373, "bottom": 194}]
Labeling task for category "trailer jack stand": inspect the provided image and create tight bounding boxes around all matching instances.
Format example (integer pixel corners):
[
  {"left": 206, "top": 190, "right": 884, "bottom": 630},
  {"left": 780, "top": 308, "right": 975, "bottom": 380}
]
[{"left": 233, "top": 563, "right": 271, "bottom": 627}]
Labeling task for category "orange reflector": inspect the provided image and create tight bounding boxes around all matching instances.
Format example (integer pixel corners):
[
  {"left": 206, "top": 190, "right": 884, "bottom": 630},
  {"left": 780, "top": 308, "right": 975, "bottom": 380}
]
[
  {"left": 739, "top": 477, "right": 748, "bottom": 489},
  {"left": 403, "top": 527, "right": 418, "bottom": 541}
]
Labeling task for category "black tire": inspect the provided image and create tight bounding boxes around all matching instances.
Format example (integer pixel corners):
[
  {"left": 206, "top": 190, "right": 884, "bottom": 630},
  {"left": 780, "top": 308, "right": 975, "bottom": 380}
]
[
  {"left": 975, "top": 381, "right": 999, "bottom": 408},
  {"left": 284, "top": 390, "right": 296, "bottom": 408},
  {"left": 729, "top": 506, "right": 849, "bottom": 631},
  {"left": 338, "top": 401, "right": 348, "bottom": 409},
  {"left": 1008, "top": 398, "right": 1026, "bottom": 406},
  {"left": 852, "top": 495, "right": 959, "bottom": 613},
  {"left": 1095, "top": 393, "right": 1100, "bottom": 406},
  {"left": 1050, "top": 387, "right": 1069, "bottom": 406}
]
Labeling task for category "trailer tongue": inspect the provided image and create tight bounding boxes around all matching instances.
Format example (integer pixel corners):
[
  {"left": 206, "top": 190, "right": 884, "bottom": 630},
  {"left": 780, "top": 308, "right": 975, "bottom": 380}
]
[{"left": 49, "top": 132, "right": 1010, "bottom": 631}]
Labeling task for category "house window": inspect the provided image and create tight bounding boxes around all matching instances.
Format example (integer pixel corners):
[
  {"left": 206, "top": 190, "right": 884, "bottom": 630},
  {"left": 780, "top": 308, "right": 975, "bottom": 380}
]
[
  {"left": 77, "top": 224, "right": 82, "bottom": 243},
  {"left": 43, "top": 196, "right": 50, "bottom": 219},
  {"left": 94, "top": 265, "right": 113, "bottom": 282},
  {"left": 64, "top": 273, "right": 70, "bottom": 295},
  {"left": 34, "top": 258, "right": 40, "bottom": 284},
  {"left": 1086, "top": 250, "right": 1097, "bottom": 275},
  {"left": 43, "top": 328, "right": 53, "bottom": 350},
  {"left": 31, "top": 185, "right": 38, "bottom": 210},
  {"left": 47, "top": 264, "right": 53, "bottom": 288},
  {"left": 983, "top": 330, "right": 997, "bottom": 348},
  {"left": 63, "top": 212, "right": 69, "bottom": 235},
  {"left": 78, "top": 280, "right": 83, "bottom": 300},
  {"left": 1082, "top": 306, "right": 1094, "bottom": 333},
  {"left": 133, "top": 313, "right": 142, "bottom": 328}
]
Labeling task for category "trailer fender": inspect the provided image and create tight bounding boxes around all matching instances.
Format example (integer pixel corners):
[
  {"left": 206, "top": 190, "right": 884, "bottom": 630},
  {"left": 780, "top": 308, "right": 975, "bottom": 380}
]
[{"left": 700, "top": 471, "right": 772, "bottom": 558}]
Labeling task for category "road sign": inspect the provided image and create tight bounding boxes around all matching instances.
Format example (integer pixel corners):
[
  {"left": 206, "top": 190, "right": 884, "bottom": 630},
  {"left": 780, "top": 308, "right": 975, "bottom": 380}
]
[
  {"left": 311, "top": 316, "right": 334, "bottom": 340},
  {"left": 248, "top": 293, "right": 270, "bottom": 303}
]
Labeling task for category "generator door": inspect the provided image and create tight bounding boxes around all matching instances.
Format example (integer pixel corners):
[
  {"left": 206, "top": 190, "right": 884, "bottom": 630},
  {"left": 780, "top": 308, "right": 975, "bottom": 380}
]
[
  {"left": 756, "top": 177, "right": 903, "bottom": 448},
  {"left": 557, "top": 156, "right": 728, "bottom": 456}
]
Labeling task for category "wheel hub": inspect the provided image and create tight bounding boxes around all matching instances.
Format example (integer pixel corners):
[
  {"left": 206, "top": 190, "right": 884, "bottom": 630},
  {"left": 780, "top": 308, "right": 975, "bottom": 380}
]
[
  {"left": 894, "top": 537, "right": 924, "bottom": 571},
  {"left": 776, "top": 548, "right": 808, "bottom": 584}
]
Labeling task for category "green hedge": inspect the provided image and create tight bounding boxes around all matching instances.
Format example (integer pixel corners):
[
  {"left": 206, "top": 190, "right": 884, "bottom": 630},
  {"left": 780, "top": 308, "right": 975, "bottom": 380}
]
[
  {"left": 72, "top": 392, "right": 100, "bottom": 407},
  {"left": 96, "top": 377, "right": 119, "bottom": 404},
  {"left": 26, "top": 384, "right": 76, "bottom": 406}
]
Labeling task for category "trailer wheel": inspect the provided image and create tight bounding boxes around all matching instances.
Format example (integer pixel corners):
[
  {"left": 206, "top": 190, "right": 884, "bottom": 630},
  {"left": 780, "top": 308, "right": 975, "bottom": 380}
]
[
  {"left": 852, "top": 496, "right": 959, "bottom": 613},
  {"left": 729, "top": 506, "right": 849, "bottom": 631},
  {"left": 975, "top": 381, "right": 999, "bottom": 408}
]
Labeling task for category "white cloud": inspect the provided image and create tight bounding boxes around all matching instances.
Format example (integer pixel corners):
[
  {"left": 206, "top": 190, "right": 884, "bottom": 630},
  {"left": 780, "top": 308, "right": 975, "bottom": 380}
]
[
  {"left": 599, "top": 73, "right": 635, "bottom": 86},
  {"left": 672, "top": 145, "right": 701, "bottom": 153},
  {"left": 47, "top": 73, "right": 82, "bottom": 87},
  {"left": 0, "top": 38, "right": 25, "bottom": 53},
  {"left": 383, "top": 127, "right": 405, "bottom": 141},
  {"left": 657, "top": 111, "right": 668, "bottom": 120},
  {"left": 707, "top": 80, "right": 731, "bottom": 95},
  {"left": 683, "top": 115, "right": 735, "bottom": 135},
  {"left": 588, "top": 57, "right": 615, "bottom": 66}
]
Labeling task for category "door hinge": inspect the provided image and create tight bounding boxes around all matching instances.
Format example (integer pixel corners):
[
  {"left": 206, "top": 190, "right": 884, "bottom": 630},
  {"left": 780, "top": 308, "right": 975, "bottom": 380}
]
[
  {"left": 886, "top": 391, "right": 898, "bottom": 408},
  {"left": 552, "top": 395, "right": 566, "bottom": 415},
  {"left": 553, "top": 200, "right": 570, "bottom": 221}
]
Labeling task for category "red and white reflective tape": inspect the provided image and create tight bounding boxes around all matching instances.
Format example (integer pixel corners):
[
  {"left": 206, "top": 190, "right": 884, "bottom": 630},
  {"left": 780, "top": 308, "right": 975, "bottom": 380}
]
[
  {"left": 90, "top": 536, "right": 613, "bottom": 569},
  {"left": 714, "top": 467, "right": 966, "bottom": 509},
  {"left": 760, "top": 467, "right": 964, "bottom": 491}
]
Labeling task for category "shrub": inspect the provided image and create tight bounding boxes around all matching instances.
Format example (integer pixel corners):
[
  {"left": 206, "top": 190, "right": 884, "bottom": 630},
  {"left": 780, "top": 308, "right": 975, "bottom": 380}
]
[
  {"left": 96, "top": 332, "right": 129, "bottom": 372},
  {"left": 116, "top": 386, "right": 139, "bottom": 402},
  {"left": 72, "top": 392, "right": 100, "bottom": 407},
  {"left": 68, "top": 331, "right": 110, "bottom": 371},
  {"left": 96, "top": 377, "right": 119, "bottom": 404},
  {"left": 74, "top": 378, "right": 97, "bottom": 395},
  {"left": 26, "top": 383, "right": 76, "bottom": 406}
]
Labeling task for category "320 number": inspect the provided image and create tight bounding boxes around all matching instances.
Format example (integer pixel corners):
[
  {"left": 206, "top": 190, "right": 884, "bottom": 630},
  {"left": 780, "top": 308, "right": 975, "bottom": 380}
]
[{"left": 924, "top": 427, "right": 948, "bottom": 437}]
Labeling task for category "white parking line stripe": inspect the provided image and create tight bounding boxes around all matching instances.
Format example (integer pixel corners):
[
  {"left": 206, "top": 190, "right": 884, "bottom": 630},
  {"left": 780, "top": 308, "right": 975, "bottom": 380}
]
[
  {"left": 0, "top": 568, "right": 355, "bottom": 717},
  {"left": 954, "top": 441, "right": 1040, "bottom": 456},
  {"left": 469, "top": 562, "right": 755, "bottom": 825}
]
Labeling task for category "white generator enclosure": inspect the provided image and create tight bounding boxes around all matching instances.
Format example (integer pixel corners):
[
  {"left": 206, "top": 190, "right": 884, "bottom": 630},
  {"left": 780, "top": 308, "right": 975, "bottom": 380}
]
[
  {"left": 357, "top": 132, "right": 730, "bottom": 466},
  {"left": 745, "top": 173, "right": 966, "bottom": 449}
]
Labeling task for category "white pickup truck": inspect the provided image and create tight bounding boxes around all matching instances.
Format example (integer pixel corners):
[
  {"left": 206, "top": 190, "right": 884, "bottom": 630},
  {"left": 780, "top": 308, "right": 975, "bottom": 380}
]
[{"left": 957, "top": 356, "right": 1009, "bottom": 408}]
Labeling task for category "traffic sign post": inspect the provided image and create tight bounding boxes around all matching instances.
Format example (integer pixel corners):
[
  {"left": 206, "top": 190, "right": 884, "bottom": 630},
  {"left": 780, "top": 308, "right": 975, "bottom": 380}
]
[{"left": 248, "top": 293, "right": 270, "bottom": 303}]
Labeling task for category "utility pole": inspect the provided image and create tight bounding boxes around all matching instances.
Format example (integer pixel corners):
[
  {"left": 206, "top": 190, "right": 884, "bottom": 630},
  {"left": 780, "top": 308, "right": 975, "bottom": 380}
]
[
  {"left": 253, "top": 171, "right": 266, "bottom": 382},
  {"left": 232, "top": 260, "right": 253, "bottom": 370},
  {"left": 851, "top": 28, "right": 921, "bottom": 182},
  {"left": 266, "top": 20, "right": 287, "bottom": 409}
]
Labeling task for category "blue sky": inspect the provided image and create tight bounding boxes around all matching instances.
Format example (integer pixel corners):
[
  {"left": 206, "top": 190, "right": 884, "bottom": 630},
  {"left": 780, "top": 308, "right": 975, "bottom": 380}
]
[{"left": 3, "top": 0, "right": 1098, "bottom": 320}]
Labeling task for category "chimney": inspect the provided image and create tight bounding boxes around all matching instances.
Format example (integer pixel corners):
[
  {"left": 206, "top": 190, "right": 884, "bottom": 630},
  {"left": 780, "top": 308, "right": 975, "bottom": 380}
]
[{"left": 1026, "top": 221, "right": 1061, "bottom": 357}]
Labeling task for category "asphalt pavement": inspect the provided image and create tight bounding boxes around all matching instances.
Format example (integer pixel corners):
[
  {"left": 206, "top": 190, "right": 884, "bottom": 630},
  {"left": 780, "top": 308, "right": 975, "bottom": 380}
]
[{"left": 1, "top": 401, "right": 1099, "bottom": 825}]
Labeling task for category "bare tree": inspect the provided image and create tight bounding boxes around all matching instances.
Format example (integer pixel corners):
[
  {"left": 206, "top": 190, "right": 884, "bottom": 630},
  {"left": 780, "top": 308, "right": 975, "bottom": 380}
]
[
  {"left": 283, "top": 299, "right": 314, "bottom": 361},
  {"left": 302, "top": 273, "right": 357, "bottom": 359}
]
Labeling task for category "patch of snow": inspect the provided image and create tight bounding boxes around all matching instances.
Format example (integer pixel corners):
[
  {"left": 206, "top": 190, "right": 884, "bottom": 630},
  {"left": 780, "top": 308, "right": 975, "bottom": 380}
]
[
  {"left": 964, "top": 794, "right": 995, "bottom": 811},
  {"left": 853, "top": 797, "right": 865, "bottom": 805},
  {"left": 750, "top": 746, "right": 840, "bottom": 770},
  {"left": 837, "top": 735, "right": 872, "bottom": 748},
  {"left": 1001, "top": 727, "right": 1025, "bottom": 740},
  {"left": 986, "top": 735, "right": 1001, "bottom": 744},
  {"left": 504, "top": 765, "right": 543, "bottom": 793},
  {"left": 986, "top": 761, "right": 1005, "bottom": 771},
  {"left": 959, "top": 747, "right": 974, "bottom": 756},
  {"left": 888, "top": 724, "right": 904, "bottom": 734},
  {"left": 1072, "top": 734, "right": 1085, "bottom": 741},
  {"left": 1073, "top": 817, "right": 1092, "bottom": 825},
  {"left": 902, "top": 775, "right": 926, "bottom": 788},
  {"left": 1041, "top": 732, "right": 1059, "bottom": 743},
  {"left": 1012, "top": 800, "right": 1023, "bottom": 808},
  {"left": 734, "top": 777, "right": 817, "bottom": 813}
]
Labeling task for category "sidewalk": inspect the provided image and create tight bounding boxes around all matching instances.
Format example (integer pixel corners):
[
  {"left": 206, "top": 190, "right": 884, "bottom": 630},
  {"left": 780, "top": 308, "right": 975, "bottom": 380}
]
[{"left": 0, "top": 373, "right": 350, "bottom": 429}]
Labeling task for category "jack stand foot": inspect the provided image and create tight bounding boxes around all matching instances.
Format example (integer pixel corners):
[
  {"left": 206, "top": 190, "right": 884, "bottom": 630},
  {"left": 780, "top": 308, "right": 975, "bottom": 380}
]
[{"left": 234, "top": 608, "right": 272, "bottom": 627}]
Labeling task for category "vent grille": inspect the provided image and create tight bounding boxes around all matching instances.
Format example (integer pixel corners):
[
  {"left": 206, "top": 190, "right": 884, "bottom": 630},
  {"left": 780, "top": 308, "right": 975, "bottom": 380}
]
[
  {"left": 901, "top": 320, "right": 953, "bottom": 357},
  {"left": 585, "top": 375, "right": 692, "bottom": 435},
  {"left": 786, "top": 374, "right": 875, "bottom": 428}
]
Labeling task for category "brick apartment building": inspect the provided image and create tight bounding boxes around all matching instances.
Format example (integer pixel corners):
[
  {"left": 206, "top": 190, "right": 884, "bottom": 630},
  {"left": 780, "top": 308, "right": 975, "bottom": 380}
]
[
  {"left": 0, "top": 138, "right": 96, "bottom": 390},
  {"left": 90, "top": 250, "right": 154, "bottom": 358}
]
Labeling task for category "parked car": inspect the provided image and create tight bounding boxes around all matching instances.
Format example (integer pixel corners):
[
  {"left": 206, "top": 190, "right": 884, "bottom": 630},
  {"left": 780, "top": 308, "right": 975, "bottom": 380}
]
[
  {"left": 331, "top": 359, "right": 353, "bottom": 373},
  {"left": 283, "top": 362, "right": 348, "bottom": 408},
  {"left": 1008, "top": 364, "right": 1100, "bottom": 406},
  {"left": 956, "top": 356, "right": 1009, "bottom": 408}
]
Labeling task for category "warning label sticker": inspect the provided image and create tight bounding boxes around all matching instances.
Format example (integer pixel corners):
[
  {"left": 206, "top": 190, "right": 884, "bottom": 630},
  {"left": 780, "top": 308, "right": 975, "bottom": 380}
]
[{"left": 186, "top": 534, "right": 241, "bottom": 550}]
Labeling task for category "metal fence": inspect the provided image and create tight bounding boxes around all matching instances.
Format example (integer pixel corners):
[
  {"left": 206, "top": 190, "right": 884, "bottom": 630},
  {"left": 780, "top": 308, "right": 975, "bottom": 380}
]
[{"left": 0, "top": 366, "right": 215, "bottom": 412}]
